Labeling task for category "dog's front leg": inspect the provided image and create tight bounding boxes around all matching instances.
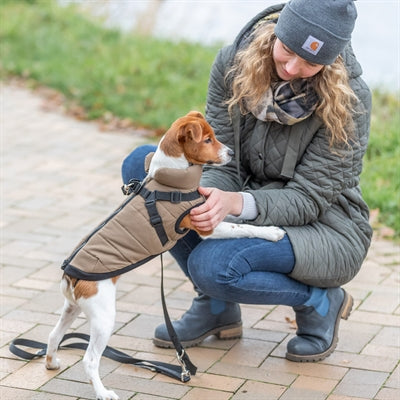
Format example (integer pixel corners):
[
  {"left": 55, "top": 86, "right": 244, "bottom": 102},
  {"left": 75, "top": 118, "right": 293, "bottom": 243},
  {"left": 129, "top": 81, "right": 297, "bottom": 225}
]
[
  {"left": 80, "top": 279, "right": 119, "bottom": 400},
  {"left": 208, "top": 221, "right": 286, "bottom": 241}
]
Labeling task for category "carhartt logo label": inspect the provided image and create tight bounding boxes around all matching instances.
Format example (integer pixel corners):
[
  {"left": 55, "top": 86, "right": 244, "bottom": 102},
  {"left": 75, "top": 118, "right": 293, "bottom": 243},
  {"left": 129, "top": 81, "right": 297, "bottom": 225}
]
[{"left": 302, "top": 35, "right": 324, "bottom": 55}]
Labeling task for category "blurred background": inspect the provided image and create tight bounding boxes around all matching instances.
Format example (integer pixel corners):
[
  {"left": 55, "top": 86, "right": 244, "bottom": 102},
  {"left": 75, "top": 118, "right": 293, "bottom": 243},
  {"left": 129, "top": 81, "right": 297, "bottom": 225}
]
[{"left": 58, "top": 0, "right": 399, "bottom": 90}]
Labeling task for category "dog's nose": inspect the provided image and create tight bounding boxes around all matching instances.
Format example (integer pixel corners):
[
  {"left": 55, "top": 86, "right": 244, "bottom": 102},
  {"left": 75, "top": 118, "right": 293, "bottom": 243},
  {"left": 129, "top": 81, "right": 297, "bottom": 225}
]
[{"left": 228, "top": 148, "right": 234, "bottom": 157}]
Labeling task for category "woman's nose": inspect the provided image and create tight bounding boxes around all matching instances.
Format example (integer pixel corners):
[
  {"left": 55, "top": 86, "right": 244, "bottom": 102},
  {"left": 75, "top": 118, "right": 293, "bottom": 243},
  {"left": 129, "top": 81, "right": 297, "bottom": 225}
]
[{"left": 285, "top": 57, "right": 301, "bottom": 75}]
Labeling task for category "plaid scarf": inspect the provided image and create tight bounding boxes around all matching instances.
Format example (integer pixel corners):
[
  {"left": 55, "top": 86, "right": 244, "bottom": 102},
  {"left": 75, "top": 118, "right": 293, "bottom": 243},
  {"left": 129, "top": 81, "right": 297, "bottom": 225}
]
[{"left": 249, "top": 79, "right": 319, "bottom": 125}]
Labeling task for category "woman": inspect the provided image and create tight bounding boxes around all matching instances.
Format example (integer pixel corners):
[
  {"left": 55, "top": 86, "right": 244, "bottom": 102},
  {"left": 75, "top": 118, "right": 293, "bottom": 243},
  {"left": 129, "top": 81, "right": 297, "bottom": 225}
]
[{"left": 122, "top": 0, "right": 372, "bottom": 362}]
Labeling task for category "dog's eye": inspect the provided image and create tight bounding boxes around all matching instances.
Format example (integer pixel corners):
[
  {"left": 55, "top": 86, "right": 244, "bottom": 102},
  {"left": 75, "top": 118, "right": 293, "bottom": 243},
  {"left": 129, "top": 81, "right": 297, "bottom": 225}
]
[{"left": 204, "top": 138, "right": 212, "bottom": 144}]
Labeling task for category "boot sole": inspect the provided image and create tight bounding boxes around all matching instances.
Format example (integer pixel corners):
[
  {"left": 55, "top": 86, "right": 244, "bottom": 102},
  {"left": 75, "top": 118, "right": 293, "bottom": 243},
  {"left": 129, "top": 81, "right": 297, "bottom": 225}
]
[
  {"left": 152, "top": 321, "right": 243, "bottom": 349},
  {"left": 286, "top": 289, "right": 353, "bottom": 363}
]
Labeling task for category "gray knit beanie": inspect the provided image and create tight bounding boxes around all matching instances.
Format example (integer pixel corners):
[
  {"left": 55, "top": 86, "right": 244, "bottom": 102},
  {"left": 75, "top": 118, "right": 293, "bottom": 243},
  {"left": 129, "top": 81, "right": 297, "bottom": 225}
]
[{"left": 274, "top": 0, "right": 357, "bottom": 65}]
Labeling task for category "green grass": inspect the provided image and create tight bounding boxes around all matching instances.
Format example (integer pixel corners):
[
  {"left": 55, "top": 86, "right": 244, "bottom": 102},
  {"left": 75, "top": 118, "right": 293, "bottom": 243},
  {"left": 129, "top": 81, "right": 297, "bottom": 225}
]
[
  {"left": 0, "top": 0, "right": 219, "bottom": 130},
  {"left": 360, "top": 91, "right": 400, "bottom": 238},
  {"left": 1, "top": 0, "right": 399, "bottom": 237}
]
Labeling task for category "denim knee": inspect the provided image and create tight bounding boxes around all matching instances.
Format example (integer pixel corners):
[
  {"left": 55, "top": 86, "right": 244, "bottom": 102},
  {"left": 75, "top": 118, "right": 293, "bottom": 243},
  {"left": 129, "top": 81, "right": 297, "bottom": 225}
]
[
  {"left": 121, "top": 144, "right": 157, "bottom": 184},
  {"left": 187, "top": 241, "right": 230, "bottom": 298},
  {"left": 169, "top": 230, "right": 203, "bottom": 277}
]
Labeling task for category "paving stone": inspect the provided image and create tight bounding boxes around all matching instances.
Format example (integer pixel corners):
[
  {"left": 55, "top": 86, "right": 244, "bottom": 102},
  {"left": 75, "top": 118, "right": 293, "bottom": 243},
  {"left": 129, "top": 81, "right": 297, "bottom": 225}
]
[
  {"left": 320, "top": 350, "right": 398, "bottom": 373},
  {"left": 1, "top": 354, "right": 81, "bottom": 390},
  {"left": 278, "top": 387, "right": 327, "bottom": 400},
  {"left": 375, "top": 387, "right": 400, "bottom": 400},
  {"left": 230, "top": 380, "right": 286, "bottom": 400},
  {"left": 181, "top": 387, "right": 232, "bottom": 400},
  {"left": 361, "top": 343, "right": 400, "bottom": 359},
  {"left": 260, "top": 357, "right": 349, "bottom": 381},
  {"left": 291, "top": 375, "right": 338, "bottom": 393},
  {"left": 41, "top": 377, "right": 134, "bottom": 400},
  {"left": 0, "top": 386, "right": 77, "bottom": 400},
  {"left": 326, "top": 395, "right": 369, "bottom": 400},
  {"left": 0, "top": 318, "right": 36, "bottom": 334},
  {"left": 130, "top": 394, "right": 163, "bottom": 400},
  {"left": 359, "top": 289, "right": 399, "bottom": 313},
  {"left": 333, "top": 369, "right": 388, "bottom": 398},
  {"left": 242, "top": 326, "right": 287, "bottom": 343},
  {"left": 209, "top": 361, "right": 296, "bottom": 386},
  {"left": 220, "top": 338, "right": 276, "bottom": 367},
  {"left": 103, "top": 373, "right": 191, "bottom": 398},
  {"left": 385, "top": 364, "right": 400, "bottom": 389}
]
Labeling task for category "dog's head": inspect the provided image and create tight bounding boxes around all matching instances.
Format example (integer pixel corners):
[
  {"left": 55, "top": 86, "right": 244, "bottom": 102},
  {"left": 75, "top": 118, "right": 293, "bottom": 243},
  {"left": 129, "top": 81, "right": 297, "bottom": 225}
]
[{"left": 161, "top": 111, "right": 233, "bottom": 166}]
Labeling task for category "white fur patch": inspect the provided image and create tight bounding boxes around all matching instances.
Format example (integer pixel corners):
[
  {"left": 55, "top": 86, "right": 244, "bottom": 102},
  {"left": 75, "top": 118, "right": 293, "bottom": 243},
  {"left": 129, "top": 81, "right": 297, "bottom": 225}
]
[
  {"left": 218, "top": 144, "right": 233, "bottom": 165},
  {"left": 147, "top": 148, "right": 188, "bottom": 178}
]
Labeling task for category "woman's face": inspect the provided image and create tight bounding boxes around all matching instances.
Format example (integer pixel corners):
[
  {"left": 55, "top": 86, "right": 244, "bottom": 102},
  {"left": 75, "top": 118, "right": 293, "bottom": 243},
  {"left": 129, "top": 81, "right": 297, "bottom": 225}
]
[{"left": 273, "top": 39, "right": 324, "bottom": 80}]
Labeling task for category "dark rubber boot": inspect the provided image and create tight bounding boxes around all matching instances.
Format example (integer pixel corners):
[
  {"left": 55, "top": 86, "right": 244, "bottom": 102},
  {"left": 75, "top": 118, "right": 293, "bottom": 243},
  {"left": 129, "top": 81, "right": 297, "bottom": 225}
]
[
  {"left": 286, "top": 287, "right": 353, "bottom": 362},
  {"left": 153, "top": 294, "right": 242, "bottom": 348}
]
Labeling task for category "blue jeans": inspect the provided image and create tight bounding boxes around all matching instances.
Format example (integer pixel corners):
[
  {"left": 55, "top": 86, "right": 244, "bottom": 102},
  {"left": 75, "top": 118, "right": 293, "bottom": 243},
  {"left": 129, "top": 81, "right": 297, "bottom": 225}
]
[{"left": 122, "top": 145, "right": 312, "bottom": 307}]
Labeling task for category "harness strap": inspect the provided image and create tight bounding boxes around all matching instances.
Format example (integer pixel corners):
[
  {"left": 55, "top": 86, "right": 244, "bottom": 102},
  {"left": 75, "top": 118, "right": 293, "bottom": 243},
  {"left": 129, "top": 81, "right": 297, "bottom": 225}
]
[
  {"left": 143, "top": 190, "right": 169, "bottom": 246},
  {"left": 123, "top": 180, "right": 201, "bottom": 246},
  {"left": 122, "top": 179, "right": 202, "bottom": 202}
]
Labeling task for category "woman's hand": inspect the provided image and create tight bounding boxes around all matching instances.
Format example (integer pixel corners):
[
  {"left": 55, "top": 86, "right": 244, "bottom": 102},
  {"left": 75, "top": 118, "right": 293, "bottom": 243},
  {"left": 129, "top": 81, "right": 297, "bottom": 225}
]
[{"left": 189, "top": 187, "right": 243, "bottom": 231}]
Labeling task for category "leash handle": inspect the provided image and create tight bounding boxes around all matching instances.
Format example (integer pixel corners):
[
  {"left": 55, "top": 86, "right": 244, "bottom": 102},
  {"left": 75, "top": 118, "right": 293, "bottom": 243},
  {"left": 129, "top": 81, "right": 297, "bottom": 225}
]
[{"left": 9, "top": 338, "right": 47, "bottom": 360}]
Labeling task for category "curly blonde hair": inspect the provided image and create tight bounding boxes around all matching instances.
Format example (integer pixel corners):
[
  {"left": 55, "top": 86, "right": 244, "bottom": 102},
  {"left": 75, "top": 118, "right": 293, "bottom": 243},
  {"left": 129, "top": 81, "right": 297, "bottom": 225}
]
[{"left": 226, "top": 23, "right": 357, "bottom": 147}]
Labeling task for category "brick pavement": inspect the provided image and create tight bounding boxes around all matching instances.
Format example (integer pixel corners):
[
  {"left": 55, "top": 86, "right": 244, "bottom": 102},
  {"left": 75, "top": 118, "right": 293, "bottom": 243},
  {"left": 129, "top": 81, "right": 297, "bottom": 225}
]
[{"left": 1, "top": 82, "right": 399, "bottom": 400}]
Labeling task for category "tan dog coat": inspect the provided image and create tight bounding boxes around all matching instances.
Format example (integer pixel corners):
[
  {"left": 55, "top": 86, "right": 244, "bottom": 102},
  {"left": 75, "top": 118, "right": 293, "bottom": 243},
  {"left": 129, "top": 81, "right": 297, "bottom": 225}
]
[{"left": 62, "top": 159, "right": 204, "bottom": 280}]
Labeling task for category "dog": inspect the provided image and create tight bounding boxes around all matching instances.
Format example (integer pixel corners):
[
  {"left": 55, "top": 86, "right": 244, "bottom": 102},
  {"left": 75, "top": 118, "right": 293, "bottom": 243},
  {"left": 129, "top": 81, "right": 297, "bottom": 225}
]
[{"left": 45, "top": 111, "right": 285, "bottom": 400}]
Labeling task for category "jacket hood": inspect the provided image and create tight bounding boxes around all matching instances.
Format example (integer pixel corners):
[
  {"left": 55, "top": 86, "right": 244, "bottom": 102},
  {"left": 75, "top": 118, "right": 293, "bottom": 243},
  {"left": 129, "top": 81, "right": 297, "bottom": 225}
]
[{"left": 233, "top": 2, "right": 363, "bottom": 80}]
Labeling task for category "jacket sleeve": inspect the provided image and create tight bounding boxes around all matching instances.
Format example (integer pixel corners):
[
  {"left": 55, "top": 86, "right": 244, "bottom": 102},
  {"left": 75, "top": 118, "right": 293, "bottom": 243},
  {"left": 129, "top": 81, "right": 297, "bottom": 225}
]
[
  {"left": 201, "top": 46, "right": 248, "bottom": 191},
  {"left": 248, "top": 79, "right": 371, "bottom": 227}
]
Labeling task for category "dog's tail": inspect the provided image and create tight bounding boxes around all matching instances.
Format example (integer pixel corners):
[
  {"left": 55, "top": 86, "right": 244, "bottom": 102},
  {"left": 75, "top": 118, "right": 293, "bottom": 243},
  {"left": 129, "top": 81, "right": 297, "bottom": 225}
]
[{"left": 61, "top": 273, "right": 79, "bottom": 304}]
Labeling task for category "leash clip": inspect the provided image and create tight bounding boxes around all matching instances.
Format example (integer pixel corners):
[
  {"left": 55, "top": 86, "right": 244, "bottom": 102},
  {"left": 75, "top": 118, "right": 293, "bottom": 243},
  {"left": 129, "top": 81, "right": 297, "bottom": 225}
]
[
  {"left": 121, "top": 179, "right": 142, "bottom": 195},
  {"left": 176, "top": 349, "right": 191, "bottom": 382}
]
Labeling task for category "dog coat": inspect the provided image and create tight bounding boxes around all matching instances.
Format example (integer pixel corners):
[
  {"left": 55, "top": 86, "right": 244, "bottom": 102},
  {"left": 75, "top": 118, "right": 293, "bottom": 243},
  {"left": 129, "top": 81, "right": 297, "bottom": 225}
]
[{"left": 61, "top": 157, "right": 204, "bottom": 281}]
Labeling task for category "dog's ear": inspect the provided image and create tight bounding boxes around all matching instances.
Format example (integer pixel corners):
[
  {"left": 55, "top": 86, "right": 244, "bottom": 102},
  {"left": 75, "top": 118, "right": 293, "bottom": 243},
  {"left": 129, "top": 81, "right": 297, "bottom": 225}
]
[
  {"left": 186, "top": 111, "right": 205, "bottom": 120},
  {"left": 178, "top": 122, "right": 203, "bottom": 143}
]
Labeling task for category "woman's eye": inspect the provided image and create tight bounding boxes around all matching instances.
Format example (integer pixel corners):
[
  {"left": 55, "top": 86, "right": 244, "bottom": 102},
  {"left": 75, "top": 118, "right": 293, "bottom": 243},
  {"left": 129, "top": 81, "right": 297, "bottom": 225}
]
[{"left": 283, "top": 45, "right": 293, "bottom": 54}]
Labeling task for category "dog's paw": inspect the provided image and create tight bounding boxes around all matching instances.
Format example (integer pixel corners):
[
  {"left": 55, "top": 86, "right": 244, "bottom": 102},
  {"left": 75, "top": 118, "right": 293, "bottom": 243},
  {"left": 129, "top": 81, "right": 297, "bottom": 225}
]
[
  {"left": 96, "top": 389, "right": 119, "bottom": 400},
  {"left": 265, "top": 226, "right": 286, "bottom": 242},
  {"left": 45, "top": 355, "right": 60, "bottom": 370}
]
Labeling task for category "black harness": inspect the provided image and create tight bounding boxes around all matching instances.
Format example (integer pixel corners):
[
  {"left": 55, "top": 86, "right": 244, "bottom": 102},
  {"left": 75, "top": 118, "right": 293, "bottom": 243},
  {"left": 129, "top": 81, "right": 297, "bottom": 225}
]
[{"left": 122, "top": 178, "right": 201, "bottom": 246}]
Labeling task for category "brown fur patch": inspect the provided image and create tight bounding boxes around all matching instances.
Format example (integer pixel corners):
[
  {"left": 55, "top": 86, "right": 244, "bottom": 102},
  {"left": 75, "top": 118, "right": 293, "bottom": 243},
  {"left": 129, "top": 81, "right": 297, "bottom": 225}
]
[
  {"left": 65, "top": 274, "right": 119, "bottom": 300},
  {"left": 111, "top": 276, "right": 120, "bottom": 285},
  {"left": 72, "top": 279, "right": 98, "bottom": 300},
  {"left": 160, "top": 128, "right": 183, "bottom": 158}
]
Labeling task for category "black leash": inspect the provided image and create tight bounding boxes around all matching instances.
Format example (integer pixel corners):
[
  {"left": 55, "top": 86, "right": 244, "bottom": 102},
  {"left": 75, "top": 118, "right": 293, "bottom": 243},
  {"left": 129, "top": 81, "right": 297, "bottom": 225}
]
[
  {"left": 9, "top": 254, "right": 196, "bottom": 383},
  {"left": 159, "top": 254, "right": 197, "bottom": 381}
]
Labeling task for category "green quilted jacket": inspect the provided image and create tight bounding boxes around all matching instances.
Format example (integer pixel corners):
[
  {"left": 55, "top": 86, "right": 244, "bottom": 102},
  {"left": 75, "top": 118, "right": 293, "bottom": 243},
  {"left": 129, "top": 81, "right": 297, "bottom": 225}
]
[{"left": 201, "top": 3, "right": 373, "bottom": 287}]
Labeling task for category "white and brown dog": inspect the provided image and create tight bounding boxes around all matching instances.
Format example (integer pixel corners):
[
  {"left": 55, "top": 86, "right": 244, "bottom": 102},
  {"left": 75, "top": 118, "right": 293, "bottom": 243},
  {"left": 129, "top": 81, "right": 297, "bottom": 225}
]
[{"left": 46, "top": 111, "right": 284, "bottom": 400}]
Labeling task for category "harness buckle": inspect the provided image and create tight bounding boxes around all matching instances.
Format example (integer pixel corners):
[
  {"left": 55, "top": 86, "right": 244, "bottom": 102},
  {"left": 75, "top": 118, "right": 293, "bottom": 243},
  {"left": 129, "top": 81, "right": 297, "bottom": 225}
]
[
  {"left": 170, "top": 191, "right": 182, "bottom": 203},
  {"left": 150, "top": 214, "right": 162, "bottom": 227}
]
